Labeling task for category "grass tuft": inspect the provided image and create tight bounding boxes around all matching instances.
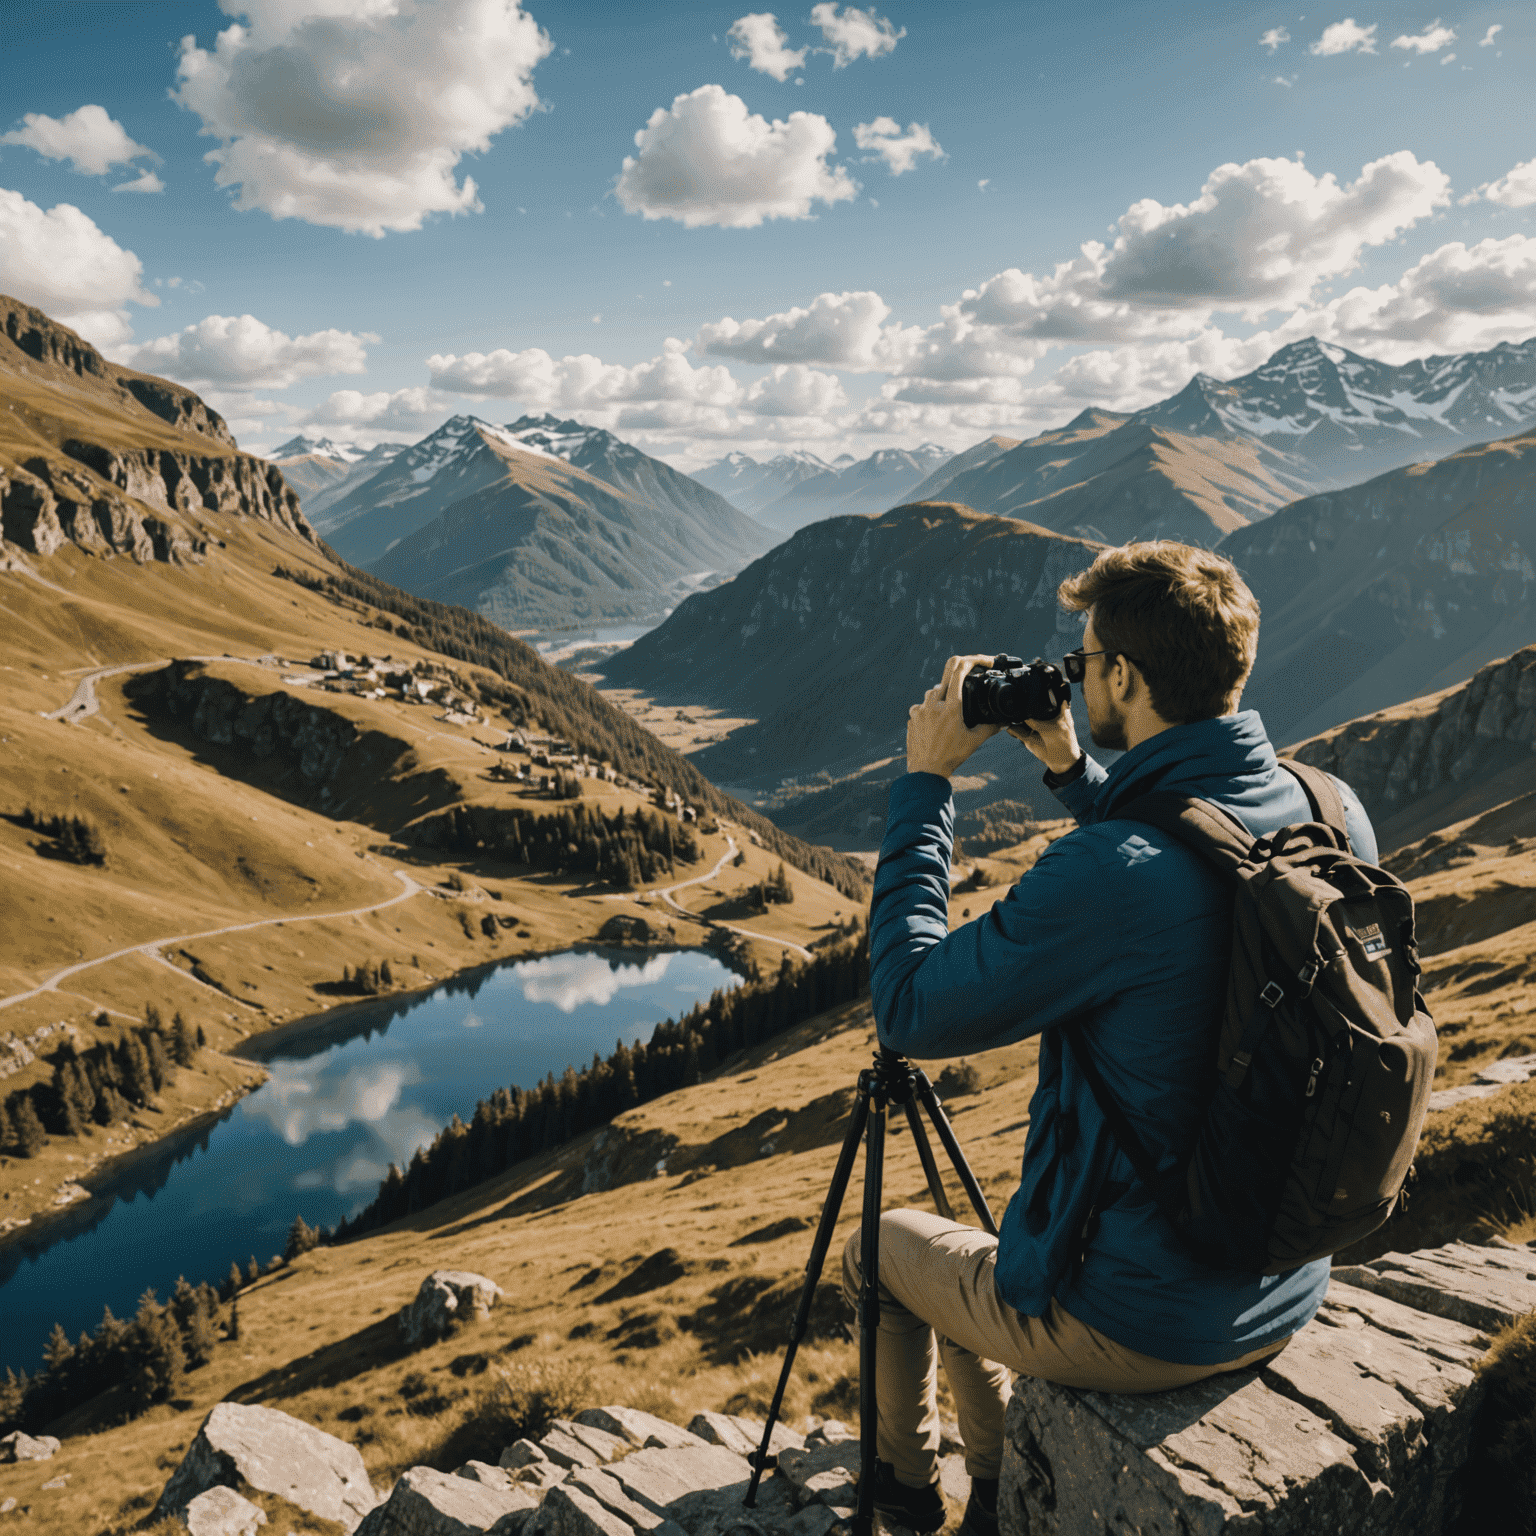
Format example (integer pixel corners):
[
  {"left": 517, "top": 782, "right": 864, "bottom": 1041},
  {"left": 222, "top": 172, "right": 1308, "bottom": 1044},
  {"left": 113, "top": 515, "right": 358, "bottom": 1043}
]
[{"left": 1456, "top": 1308, "right": 1536, "bottom": 1536}]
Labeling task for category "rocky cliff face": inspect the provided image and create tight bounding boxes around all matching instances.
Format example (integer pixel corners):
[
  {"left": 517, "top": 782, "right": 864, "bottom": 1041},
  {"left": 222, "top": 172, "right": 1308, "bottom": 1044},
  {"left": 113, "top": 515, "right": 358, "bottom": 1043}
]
[
  {"left": 1, "top": 294, "right": 316, "bottom": 566},
  {"left": 1288, "top": 644, "right": 1536, "bottom": 845}
]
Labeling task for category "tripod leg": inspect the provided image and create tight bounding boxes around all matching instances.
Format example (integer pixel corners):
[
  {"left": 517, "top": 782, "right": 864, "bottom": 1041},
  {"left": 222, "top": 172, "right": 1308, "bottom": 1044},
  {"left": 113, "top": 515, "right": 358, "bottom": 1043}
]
[
  {"left": 743, "top": 1083, "right": 872, "bottom": 1507},
  {"left": 914, "top": 1072, "right": 999, "bottom": 1237},
  {"left": 904, "top": 1099, "right": 955, "bottom": 1222},
  {"left": 854, "top": 1092, "right": 887, "bottom": 1536}
]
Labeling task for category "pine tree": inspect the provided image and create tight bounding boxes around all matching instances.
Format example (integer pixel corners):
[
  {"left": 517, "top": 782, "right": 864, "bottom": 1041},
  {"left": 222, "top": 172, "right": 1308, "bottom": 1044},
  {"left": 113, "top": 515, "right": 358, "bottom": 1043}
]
[
  {"left": 225, "top": 1262, "right": 244, "bottom": 1301},
  {"left": 12, "top": 1094, "right": 46, "bottom": 1156},
  {"left": 145, "top": 1028, "right": 173, "bottom": 1090},
  {"left": 119, "top": 1034, "right": 155, "bottom": 1104},
  {"left": 0, "top": 1097, "right": 13, "bottom": 1154},
  {"left": 227, "top": 1296, "right": 240, "bottom": 1342},
  {"left": 380, "top": 959, "right": 394, "bottom": 985},
  {"left": 41, "top": 1322, "right": 74, "bottom": 1372},
  {"left": 182, "top": 1308, "right": 217, "bottom": 1368},
  {"left": 284, "top": 1214, "right": 319, "bottom": 1261},
  {"left": 195, "top": 1024, "right": 207, "bottom": 1048},
  {"left": 247, "top": 1256, "right": 260, "bottom": 1283},
  {"left": 171, "top": 1012, "right": 198, "bottom": 1068}
]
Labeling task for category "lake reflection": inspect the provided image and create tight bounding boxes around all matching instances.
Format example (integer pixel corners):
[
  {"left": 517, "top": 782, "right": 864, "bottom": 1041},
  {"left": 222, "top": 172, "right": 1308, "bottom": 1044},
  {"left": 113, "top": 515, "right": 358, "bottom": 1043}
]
[{"left": 0, "top": 947, "right": 738, "bottom": 1372}]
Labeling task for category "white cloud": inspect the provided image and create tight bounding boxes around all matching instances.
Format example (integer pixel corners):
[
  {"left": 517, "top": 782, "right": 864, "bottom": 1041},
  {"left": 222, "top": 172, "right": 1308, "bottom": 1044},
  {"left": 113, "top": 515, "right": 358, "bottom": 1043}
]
[
  {"left": 852, "top": 118, "right": 944, "bottom": 176},
  {"left": 172, "top": 0, "right": 552, "bottom": 237},
  {"left": 743, "top": 363, "right": 847, "bottom": 416},
  {"left": 120, "top": 313, "right": 377, "bottom": 389},
  {"left": 514, "top": 950, "right": 672, "bottom": 1012},
  {"left": 727, "top": 13, "right": 806, "bottom": 80},
  {"left": 0, "top": 105, "right": 157, "bottom": 176},
  {"left": 696, "top": 289, "right": 919, "bottom": 370},
  {"left": 614, "top": 85, "right": 858, "bottom": 229},
  {"left": 428, "top": 336, "right": 744, "bottom": 408},
  {"left": 1479, "top": 24, "right": 1502, "bottom": 46},
  {"left": 302, "top": 385, "right": 452, "bottom": 436},
  {"left": 1293, "top": 234, "right": 1536, "bottom": 358},
  {"left": 1441, "top": 52, "right": 1456, "bottom": 64},
  {"left": 113, "top": 170, "right": 166, "bottom": 195},
  {"left": 1476, "top": 158, "right": 1536, "bottom": 209},
  {"left": 1391, "top": 20, "right": 1455, "bottom": 53},
  {"left": 1260, "top": 26, "right": 1290, "bottom": 51},
  {"left": 809, "top": 3, "right": 904, "bottom": 66},
  {"left": 1309, "top": 18, "right": 1378, "bottom": 55},
  {"left": 0, "top": 188, "right": 156, "bottom": 348}
]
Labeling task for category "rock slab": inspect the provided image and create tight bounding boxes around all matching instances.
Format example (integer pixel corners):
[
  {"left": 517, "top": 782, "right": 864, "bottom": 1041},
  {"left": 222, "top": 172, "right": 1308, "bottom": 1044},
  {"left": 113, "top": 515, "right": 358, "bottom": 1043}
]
[
  {"left": 998, "top": 1239, "right": 1536, "bottom": 1536},
  {"left": 185, "top": 1485, "right": 269, "bottom": 1536},
  {"left": 357, "top": 1465, "right": 536, "bottom": 1535},
  {"left": 687, "top": 1412, "right": 804, "bottom": 1459},
  {"left": 0, "top": 1431, "right": 59, "bottom": 1462},
  {"left": 399, "top": 1270, "right": 506, "bottom": 1346},
  {"left": 153, "top": 1401, "right": 381, "bottom": 1532}
]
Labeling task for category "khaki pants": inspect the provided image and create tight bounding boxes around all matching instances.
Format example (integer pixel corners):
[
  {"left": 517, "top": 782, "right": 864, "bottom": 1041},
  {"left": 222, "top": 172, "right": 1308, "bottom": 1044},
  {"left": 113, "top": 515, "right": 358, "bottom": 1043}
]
[{"left": 841, "top": 1208, "right": 1290, "bottom": 1487}]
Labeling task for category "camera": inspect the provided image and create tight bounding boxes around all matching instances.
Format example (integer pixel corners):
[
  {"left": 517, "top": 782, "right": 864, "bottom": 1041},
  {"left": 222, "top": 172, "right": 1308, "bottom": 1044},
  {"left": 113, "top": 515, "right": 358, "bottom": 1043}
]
[{"left": 961, "top": 654, "right": 1071, "bottom": 729}]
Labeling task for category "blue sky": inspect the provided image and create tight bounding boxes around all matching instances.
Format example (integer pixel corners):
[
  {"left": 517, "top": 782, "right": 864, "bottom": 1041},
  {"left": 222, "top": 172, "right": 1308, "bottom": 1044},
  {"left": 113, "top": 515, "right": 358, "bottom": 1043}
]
[{"left": 2, "top": 1, "right": 1532, "bottom": 467}]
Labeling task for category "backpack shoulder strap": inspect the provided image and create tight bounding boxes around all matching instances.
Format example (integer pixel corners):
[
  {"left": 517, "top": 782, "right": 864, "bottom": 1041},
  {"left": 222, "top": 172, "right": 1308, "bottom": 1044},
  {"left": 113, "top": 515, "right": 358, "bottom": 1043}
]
[
  {"left": 1277, "top": 759, "right": 1352, "bottom": 849},
  {"left": 1112, "top": 791, "right": 1255, "bottom": 874}
]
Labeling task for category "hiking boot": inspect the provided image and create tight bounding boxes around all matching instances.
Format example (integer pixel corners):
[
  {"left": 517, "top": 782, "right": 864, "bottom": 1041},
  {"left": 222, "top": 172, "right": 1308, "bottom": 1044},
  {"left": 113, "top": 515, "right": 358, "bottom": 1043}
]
[
  {"left": 957, "top": 1476, "right": 999, "bottom": 1536},
  {"left": 867, "top": 1459, "right": 946, "bottom": 1534}
]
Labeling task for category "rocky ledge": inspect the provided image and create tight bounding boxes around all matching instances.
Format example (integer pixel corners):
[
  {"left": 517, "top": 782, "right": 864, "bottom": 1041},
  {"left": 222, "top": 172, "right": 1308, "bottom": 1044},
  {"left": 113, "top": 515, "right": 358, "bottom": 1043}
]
[{"left": 1000, "top": 1239, "right": 1536, "bottom": 1536}]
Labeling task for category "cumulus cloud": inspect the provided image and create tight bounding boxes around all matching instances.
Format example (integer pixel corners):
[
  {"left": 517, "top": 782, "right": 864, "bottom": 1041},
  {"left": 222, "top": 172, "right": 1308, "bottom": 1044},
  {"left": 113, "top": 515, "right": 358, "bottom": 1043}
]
[
  {"left": 1309, "top": 18, "right": 1378, "bottom": 55},
  {"left": 1, "top": 104, "right": 158, "bottom": 177},
  {"left": 514, "top": 951, "right": 673, "bottom": 1012},
  {"left": 1260, "top": 26, "right": 1290, "bottom": 51},
  {"left": 113, "top": 170, "right": 166, "bottom": 195},
  {"left": 727, "top": 12, "right": 806, "bottom": 80},
  {"left": 810, "top": 3, "right": 904, "bottom": 66},
  {"left": 302, "top": 385, "right": 451, "bottom": 436},
  {"left": 852, "top": 118, "right": 944, "bottom": 175},
  {"left": 428, "top": 337, "right": 742, "bottom": 408},
  {"left": 743, "top": 363, "right": 847, "bottom": 416},
  {"left": 0, "top": 188, "right": 156, "bottom": 347},
  {"left": 1477, "top": 158, "right": 1536, "bottom": 209},
  {"left": 172, "top": 0, "right": 552, "bottom": 237},
  {"left": 1294, "top": 234, "right": 1536, "bottom": 359},
  {"left": 1391, "top": 20, "right": 1455, "bottom": 54},
  {"left": 696, "top": 289, "right": 919, "bottom": 370},
  {"left": 120, "top": 313, "right": 377, "bottom": 390},
  {"left": 1479, "top": 24, "right": 1502, "bottom": 46},
  {"left": 614, "top": 85, "right": 857, "bottom": 228}
]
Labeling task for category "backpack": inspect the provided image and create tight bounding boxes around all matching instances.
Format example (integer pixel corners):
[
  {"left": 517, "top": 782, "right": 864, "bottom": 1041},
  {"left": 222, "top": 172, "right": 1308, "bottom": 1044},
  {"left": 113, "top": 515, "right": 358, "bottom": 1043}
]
[{"left": 1064, "top": 759, "right": 1438, "bottom": 1276}]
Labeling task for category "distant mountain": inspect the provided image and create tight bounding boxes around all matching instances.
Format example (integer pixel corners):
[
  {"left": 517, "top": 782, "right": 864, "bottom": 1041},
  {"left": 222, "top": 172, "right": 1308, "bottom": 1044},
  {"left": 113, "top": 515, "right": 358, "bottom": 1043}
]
[
  {"left": 601, "top": 500, "right": 1102, "bottom": 837},
  {"left": 692, "top": 449, "right": 833, "bottom": 517},
  {"left": 752, "top": 444, "right": 954, "bottom": 534},
  {"left": 903, "top": 434, "right": 1021, "bottom": 503},
  {"left": 270, "top": 437, "right": 403, "bottom": 516},
  {"left": 316, "top": 415, "right": 773, "bottom": 631},
  {"left": 1221, "top": 422, "right": 1536, "bottom": 749},
  {"left": 1134, "top": 336, "right": 1536, "bottom": 485},
  {"left": 930, "top": 411, "right": 1303, "bottom": 546}
]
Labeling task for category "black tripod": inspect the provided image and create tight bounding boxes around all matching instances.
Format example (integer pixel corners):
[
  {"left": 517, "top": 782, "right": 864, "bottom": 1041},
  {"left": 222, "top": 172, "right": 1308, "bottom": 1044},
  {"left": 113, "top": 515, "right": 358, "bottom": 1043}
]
[{"left": 742, "top": 1048, "right": 999, "bottom": 1536}]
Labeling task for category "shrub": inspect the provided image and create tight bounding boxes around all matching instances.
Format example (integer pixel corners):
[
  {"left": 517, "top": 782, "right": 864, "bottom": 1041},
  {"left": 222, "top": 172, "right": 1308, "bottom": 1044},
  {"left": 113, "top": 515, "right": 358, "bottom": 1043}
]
[
  {"left": 11, "top": 1095, "right": 45, "bottom": 1156},
  {"left": 474, "top": 1358, "right": 596, "bottom": 1446}
]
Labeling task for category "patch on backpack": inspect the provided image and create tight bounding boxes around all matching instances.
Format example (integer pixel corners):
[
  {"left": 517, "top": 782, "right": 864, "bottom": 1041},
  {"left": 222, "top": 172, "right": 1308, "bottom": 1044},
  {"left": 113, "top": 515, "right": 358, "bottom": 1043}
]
[
  {"left": 1115, "top": 834, "right": 1161, "bottom": 868},
  {"left": 1351, "top": 922, "right": 1388, "bottom": 957}
]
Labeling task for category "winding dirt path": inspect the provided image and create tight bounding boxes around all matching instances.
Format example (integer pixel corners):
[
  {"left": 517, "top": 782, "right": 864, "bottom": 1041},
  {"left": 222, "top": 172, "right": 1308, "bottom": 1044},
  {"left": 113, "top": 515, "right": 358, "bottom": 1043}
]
[
  {"left": 0, "top": 870, "right": 425, "bottom": 1014},
  {"left": 649, "top": 837, "right": 813, "bottom": 960}
]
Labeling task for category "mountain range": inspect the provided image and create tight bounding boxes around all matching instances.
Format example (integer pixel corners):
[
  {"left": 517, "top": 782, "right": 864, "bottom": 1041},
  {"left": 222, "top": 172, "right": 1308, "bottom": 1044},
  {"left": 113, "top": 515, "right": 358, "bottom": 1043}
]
[
  {"left": 269, "top": 435, "right": 404, "bottom": 518},
  {"left": 309, "top": 414, "right": 771, "bottom": 631},
  {"left": 698, "top": 443, "right": 953, "bottom": 533}
]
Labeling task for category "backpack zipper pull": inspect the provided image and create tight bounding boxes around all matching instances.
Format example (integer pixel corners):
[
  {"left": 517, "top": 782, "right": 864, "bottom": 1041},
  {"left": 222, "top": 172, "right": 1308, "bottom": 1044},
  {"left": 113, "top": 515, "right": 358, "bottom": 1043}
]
[{"left": 1305, "top": 1057, "right": 1324, "bottom": 1097}]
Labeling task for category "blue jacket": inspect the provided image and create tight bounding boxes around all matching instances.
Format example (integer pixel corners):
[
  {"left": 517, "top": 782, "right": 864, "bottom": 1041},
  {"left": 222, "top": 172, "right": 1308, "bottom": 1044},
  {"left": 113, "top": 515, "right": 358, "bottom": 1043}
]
[{"left": 869, "top": 710, "right": 1376, "bottom": 1365}]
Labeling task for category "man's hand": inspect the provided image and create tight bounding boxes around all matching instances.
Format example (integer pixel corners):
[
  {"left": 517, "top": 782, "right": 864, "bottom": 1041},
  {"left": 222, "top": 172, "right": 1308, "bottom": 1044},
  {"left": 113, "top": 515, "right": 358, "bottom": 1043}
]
[
  {"left": 1008, "top": 706, "right": 1082, "bottom": 776},
  {"left": 906, "top": 654, "right": 1001, "bottom": 779}
]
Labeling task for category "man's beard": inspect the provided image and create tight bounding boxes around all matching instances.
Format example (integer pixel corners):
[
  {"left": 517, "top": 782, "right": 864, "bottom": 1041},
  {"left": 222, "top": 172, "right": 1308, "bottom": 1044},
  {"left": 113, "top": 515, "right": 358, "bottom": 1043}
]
[{"left": 1089, "top": 699, "right": 1129, "bottom": 752}]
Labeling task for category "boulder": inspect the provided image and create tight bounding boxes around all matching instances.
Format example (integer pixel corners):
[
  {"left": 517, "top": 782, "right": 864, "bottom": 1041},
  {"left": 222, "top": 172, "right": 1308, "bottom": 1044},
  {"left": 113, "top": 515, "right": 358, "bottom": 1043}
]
[
  {"left": 0, "top": 1430, "right": 60, "bottom": 1462},
  {"left": 399, "top": 1270, "right": 506, "bottom": 1346},
  {"left": 356, "top": 1465, "right": 537, "bottom": 1535},
  {"left": 153, "top": 1402, "right": 381, "bottom": 1532},
  {"left": 575, "top": 1408, "right": 707, "bottom": 1451},
  {"left": 551, "top": 1420, "right": 631, "bottom": 1464},
  {"left": 185, "top": 1486, "right": 269, "bottom": 1536},
  {"left": 687, "top": 1413, "right": 803, "bottom": 1459},
  {"left": 501, "top": 1441, "right": 552, "bottom": 1470},
  {"left": 458, "top": 1462, "right": 517, "bottom": 1490},
  {"left": 558, "top": 1468, "right": 689, "bottom": 1536},
  {"left": 774, "top": 1442, "right": 859, "bottom": 1519}
]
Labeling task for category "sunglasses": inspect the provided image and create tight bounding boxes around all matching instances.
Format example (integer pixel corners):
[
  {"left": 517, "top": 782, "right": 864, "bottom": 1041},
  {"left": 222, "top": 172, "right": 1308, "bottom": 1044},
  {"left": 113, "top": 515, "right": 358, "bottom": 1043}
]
[{"left": 1062, "top": 647, "right": 1142, "bottom": 683}]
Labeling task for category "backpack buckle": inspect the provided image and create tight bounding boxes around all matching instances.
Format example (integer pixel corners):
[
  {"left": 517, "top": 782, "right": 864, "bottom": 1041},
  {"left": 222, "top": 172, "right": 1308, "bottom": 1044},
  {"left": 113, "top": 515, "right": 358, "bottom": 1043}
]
[
  {"left": 1259, "top": 981, "right": 1285, "bottom": 1008},
  {"left": 1296, "top": 962, "right": 1319, "bottom": 993}
]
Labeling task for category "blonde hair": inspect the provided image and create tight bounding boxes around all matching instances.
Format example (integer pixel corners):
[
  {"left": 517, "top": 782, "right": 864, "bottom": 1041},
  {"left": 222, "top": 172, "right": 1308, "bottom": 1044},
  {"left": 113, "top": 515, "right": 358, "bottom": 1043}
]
[{"left": 1058, "top": 542, "right": 1260, "bottom": 722}]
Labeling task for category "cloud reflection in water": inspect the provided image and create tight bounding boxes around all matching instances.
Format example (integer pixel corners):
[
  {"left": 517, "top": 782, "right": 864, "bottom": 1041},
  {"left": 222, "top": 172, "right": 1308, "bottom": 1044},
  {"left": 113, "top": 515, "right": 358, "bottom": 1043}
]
[{"left": 512, "top": 950, "right": 674, "bottom": 1013}]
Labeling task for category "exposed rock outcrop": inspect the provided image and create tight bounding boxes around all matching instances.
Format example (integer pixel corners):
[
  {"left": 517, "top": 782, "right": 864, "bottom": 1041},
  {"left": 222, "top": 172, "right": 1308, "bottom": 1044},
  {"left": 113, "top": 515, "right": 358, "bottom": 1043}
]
[
  {"left": 1288, "top": 644, "right": 1536, "bottom": 836},
  {"left": 184, "top": 1485, "right": 269, "bottom": 1536},
  {"left": 153, "top": 1401, "right": 381, "bottom": 1532},
  {"left": 355, "top": 1465, "right": 536, "bottom": 1535},
  {"left": 398, "top": 1270, "right": 506, "bottom": 1347},
  {"left": 998, "top": 1240, "right": 1536, "bottom": 1536},
  {"left": 0, "top": 1430, "right": 60, "bottom": 1462}
]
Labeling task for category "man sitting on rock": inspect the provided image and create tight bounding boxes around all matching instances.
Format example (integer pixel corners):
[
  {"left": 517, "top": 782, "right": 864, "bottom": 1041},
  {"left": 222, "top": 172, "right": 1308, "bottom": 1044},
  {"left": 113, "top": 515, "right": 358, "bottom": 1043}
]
[{"left": 847, "top": 541, "right": 1376, "bottom": 1536}]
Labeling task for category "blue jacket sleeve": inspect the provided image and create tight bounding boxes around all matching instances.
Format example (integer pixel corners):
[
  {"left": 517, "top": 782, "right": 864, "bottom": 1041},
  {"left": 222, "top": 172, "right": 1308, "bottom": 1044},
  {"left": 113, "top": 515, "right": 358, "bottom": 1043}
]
[
  {"left": 868, "top": 772, "right": 1118, "bottom": 1060},
  {"left": 1047, "top": 755, "right": 1108, "bottom": 825}
]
